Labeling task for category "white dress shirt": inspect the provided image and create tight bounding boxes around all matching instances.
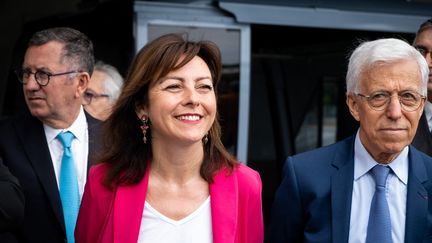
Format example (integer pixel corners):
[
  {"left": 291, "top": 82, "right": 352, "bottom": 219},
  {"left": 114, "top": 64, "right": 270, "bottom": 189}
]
[
  {"left": 44, "top": 107, "right": 89, "bottom": 199},
  {"left": 348, "top": 131, "right": 408, "bottom": 243}
]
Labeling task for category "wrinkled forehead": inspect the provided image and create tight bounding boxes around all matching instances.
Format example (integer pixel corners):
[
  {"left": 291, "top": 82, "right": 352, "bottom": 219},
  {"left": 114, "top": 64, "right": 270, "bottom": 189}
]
[{"left": 359, "top": 59, "right": 422, "bottom": 90}]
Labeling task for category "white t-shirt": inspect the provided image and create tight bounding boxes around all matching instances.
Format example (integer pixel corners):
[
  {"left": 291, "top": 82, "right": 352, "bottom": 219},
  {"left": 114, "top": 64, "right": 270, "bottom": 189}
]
[{"left": 137, "top": 196, "right": 212, "bottom": 243}]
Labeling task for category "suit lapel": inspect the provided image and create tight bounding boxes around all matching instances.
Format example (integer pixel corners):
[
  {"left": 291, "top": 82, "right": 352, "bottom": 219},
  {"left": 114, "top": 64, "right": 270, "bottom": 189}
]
[
  {"left": 412, "top": 113, "right": 432, "bottom": 155},
  {"left": 404, "top": 147, "right": 428, "bottom": 243},
  {"left": 331, "top": 137, "right": 355, "bottom": 243},
  {"left": 210, "top": 168, "right": 238, "bottom": 243},
  {"left": 113, "top": 167, "right": 149, "bottom": 243},
  {"left": 14, "top": 115, "right": 65, "bottom": 230},
  {"left": 85, "top": 111, "right": 102, "bottom": 170}
]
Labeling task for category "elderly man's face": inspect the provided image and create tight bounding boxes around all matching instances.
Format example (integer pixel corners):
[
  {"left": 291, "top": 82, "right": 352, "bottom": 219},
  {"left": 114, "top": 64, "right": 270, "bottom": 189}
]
[
  {"left": 84, "top": 70, "right": 112, "bottom": 121},
  {"left": 347, "top": 59, "right": 425, "bottom": 163}
]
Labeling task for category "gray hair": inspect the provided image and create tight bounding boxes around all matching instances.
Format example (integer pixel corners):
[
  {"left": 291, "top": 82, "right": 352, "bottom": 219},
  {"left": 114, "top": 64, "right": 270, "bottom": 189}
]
[
  {"left": 28, "top": 27, "right": 94, "bottom": 75},
  {"left": 94, "top": 61, "right": 123, "bottom": 102},
  {"left": 346, "top": 38, "right": 428, "bottom": 96}
]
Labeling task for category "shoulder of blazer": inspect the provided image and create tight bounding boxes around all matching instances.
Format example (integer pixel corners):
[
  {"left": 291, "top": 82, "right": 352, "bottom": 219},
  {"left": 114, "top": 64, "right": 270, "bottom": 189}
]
[
  {"left": 85, "top": 110, "right": 103, "bottom": 135},
  {"left": 0, "top": 113, "right": 45, "bottom": 150},
  {"left": 286, "top": 135, "right": 355, "bottom": 172},
  {"left": 409, "top": 145, "right": 432, "bottom": 177},
  {"left": 231, "top": 163, "right": 261, "bottom": 191},
  {"left": 88, "top": 163, "right": 111, "bottom": 187},
  {"left": 85, "top": 110, "right": 102, "bottom": 125},
  {"left": 0, "top": 112, "right": 40, "bottom": 129}
]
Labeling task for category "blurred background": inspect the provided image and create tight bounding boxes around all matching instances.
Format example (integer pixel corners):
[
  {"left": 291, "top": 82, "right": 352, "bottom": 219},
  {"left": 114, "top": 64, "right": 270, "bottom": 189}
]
[{"left": 1, "top": 0, "right": 432, "bottom": 241}]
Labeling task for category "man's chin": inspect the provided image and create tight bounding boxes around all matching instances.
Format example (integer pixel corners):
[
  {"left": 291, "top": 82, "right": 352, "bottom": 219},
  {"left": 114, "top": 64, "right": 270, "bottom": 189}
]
[{"left": 28, "top": 108, "right": 48, "bottom": 120}]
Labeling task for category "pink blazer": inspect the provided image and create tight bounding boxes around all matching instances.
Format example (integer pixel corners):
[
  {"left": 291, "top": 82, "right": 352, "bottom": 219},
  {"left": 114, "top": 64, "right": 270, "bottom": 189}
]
[{"left": 75, "top": 163, "right": 264, "bottom": 243}]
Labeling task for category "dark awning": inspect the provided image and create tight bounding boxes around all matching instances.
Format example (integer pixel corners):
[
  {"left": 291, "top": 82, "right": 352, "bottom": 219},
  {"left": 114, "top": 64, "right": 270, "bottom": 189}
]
[{"left": 218, "top": 0, "right": 432, "bottom": 33}]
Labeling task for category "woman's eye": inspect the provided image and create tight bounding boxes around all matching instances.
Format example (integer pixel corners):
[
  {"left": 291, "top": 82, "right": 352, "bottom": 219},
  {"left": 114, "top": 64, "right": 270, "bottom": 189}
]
[
  {"left": 165, "top": 84, "right": 181, "bottom": 90},
  {"left": 198, "top": 84, "right": 213, "bottom": 91}
]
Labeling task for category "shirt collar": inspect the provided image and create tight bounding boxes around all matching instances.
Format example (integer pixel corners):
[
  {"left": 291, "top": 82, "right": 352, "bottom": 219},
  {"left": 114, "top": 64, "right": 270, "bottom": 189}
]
[
  {"left": 354, "top": 130, "right": 408, "bottom": 185},
  {"left": 44, "top": 106, "right": 88, "bottom": 143}
]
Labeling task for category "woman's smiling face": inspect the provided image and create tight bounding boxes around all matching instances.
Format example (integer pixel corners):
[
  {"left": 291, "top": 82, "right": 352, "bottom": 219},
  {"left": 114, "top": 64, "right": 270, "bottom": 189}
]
[{"left": 138, "top": 55, "right": 216, "bottom": 145}]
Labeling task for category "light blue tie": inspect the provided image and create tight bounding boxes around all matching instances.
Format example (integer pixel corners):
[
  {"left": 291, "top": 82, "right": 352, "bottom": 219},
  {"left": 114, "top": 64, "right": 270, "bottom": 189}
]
[
  {"left": 57, "top": 131, "right": 79, "bottom": 243},
  {"left": 366, "top": 165, "right": 392, "bottom": 243}
]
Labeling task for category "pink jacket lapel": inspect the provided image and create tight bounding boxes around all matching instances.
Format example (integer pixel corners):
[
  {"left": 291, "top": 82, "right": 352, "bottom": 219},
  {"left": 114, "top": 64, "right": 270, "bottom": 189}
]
[
  {"left": 113, "top": 168, "right": 150, "bottom": 243},
  {"left": 210, "top": 169, "right": 238, "bottom": 243},
  {"left": 110, "top": 167, "right": 240, "bottom": 243}
]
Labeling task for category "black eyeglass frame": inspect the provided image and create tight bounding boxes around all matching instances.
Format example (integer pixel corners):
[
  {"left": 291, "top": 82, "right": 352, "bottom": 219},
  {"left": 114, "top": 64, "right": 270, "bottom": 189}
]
[
  {"left": 15, "top": 69, "right": 81, "bottom": 86},
  {"left": 355, "top": 91, "right": 426, "bottom": 112}
]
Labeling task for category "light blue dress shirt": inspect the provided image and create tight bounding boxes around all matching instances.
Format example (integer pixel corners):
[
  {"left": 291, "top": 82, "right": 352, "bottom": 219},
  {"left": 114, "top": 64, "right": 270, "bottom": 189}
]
[{"left": 348, "top": 131, "right": 408, "bottom": 243}]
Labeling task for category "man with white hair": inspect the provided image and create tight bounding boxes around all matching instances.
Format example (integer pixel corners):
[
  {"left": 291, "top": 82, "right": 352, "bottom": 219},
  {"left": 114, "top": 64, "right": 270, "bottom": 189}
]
[
  {"left": 83, "top": 60, "right": 123, "bottom": 121},
  {"left": 271, "top": 38, "right": 432, "bottom": 243}
]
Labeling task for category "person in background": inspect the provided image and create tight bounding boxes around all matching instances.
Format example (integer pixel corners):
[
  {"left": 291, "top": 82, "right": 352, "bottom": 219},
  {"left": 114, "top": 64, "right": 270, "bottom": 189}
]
[
  {"left": 0, "top": 157, "right": 24, "bottom": 243},
  {"left": 83, "top": 60, "right": 123, "bottom": 121},
  {"left": 270, "top": 38, "right": 432, "bottom": 243},
  {"left": 75, "top": 33, "right": 264, "bottom": 243},
  {"left": 0, "top": 27, "right": 101, "bottom": 243},
  {"left": 412, "top": 18, "right": 432, "bottom": 156}
]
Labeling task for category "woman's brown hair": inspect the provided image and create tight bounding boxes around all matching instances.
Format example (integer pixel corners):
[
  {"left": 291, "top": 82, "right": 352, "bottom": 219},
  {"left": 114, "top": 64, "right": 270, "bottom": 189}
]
[{"left": 100, "top": 33, "right": 237, "bottom": 188}]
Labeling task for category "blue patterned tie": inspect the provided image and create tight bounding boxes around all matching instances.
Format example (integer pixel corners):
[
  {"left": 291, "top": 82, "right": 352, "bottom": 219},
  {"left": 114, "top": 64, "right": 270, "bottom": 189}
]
[
  {"left": 366, "top": 165, "right": 392, "bottom": 243},
  {"left": 57, "top": 131, "right": 79, "bottom": 243}
]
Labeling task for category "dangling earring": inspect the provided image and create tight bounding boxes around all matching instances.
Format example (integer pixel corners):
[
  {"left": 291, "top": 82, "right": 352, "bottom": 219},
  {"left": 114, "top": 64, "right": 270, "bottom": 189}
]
[
  {"left": 140, "top": 115, "right": 149, "bottom": 144},
  {"left": 203, "top": 134, "right": 209, "bottom": 144}
]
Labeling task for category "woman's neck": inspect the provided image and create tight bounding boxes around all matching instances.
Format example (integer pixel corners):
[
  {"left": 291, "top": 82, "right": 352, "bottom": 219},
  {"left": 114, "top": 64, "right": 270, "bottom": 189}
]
[{"left": 150, "top": 139, "right": 204, "bottom": 184}]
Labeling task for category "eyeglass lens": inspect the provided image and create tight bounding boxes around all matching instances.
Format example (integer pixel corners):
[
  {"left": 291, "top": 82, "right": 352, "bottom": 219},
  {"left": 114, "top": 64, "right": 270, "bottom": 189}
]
[{"left": 361, "top": 91, "right": 424, "bottom": 111}]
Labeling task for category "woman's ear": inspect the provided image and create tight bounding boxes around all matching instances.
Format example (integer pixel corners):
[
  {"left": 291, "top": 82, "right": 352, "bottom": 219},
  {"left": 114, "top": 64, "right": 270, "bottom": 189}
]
[{"left": 135, "top": 104, "right": 148, "bottom": 120}]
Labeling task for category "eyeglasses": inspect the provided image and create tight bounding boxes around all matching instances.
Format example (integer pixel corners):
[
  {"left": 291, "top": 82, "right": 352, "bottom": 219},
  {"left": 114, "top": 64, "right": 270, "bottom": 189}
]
[
  {"left": 356, "top": 91, "right": 425, "bottom": 112},
  {"left": 83, "top": 90, "right": 110, "bottom": 105},
  {"left": 414, "top": 45, "right": 432, "bottom": 58},
  {"left": 15, "top": 69, "right": 81, "bottom": 86}
]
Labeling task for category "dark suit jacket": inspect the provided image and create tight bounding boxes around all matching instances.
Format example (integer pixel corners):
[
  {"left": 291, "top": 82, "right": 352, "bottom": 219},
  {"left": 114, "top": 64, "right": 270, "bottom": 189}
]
[
  {"left": 412, "top": 112, "right": 432, "bottom": 156},
  {"left": 0, "top": 157, "right": 24, "bottom": 243},
  {"left": 0, "top": 111, "right": 101, "bottom": 243},
  {"left": 270, "top": 136, "right": 432, "bottom": 243}
]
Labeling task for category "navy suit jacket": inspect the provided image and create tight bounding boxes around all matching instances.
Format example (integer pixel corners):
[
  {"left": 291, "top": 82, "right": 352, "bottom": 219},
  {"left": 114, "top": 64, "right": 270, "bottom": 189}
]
[
  {"left": 0, "top": 111, "right": 101, "bottom": 243},
  {"left": 412, "top": 112, "right": 432, "bottom": 157},
  {"left": 270, "top": 136, "right": 432, "bottom": 243}
]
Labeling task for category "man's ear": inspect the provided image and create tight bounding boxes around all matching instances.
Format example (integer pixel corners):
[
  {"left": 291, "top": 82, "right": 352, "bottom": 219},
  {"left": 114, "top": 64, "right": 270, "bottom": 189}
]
[
  {"left": 346, "top": 93, "right": 361, "bottom": 122},
  {"left": 76, "top": 72, "right": 90, "bottom": 98}
]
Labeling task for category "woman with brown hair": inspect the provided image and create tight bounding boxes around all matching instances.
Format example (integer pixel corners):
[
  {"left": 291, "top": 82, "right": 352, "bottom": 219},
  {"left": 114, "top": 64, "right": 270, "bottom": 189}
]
[{"left": 75, "top": 33, "right": 264, "bottom": 243}]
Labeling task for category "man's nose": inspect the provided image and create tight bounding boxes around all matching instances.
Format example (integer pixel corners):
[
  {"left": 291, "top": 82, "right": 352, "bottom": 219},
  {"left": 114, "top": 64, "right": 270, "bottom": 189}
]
[
  {"left": 385, "top": 95, "right": 403, "bottom": 119},
  {"left": 23, "top": 74, "right": 41, "bottom": 91}
]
